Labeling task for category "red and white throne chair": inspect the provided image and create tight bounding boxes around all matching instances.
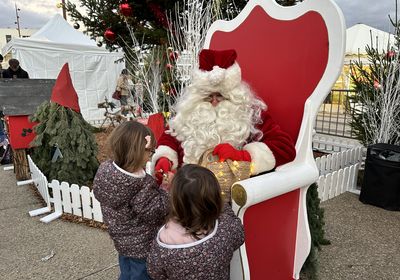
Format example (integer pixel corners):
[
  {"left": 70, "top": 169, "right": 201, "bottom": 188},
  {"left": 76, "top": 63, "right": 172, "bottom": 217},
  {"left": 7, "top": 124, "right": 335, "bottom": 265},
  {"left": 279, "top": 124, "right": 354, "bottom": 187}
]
[{"left": 203, "top": 0, "right": 345, "bottom": 279}]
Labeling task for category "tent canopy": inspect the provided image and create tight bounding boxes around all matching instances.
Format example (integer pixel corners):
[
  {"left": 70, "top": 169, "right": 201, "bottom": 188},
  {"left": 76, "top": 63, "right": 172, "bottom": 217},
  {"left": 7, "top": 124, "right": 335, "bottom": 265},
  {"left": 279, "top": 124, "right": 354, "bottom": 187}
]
[
  {"left": 30, "top": 14, "right": 96, "bottom": 46},
  {"left": 2, "top": 14, "right": 106, "bottom": 54},
  {"left": 346, "top": 23, "right": 395, "bottom": 56},
  {"left": 334, "top": 24, "right": 395, "bottom": 89},
  {"left": 2, "top": 14, "right": 124, "bottom": 121}
]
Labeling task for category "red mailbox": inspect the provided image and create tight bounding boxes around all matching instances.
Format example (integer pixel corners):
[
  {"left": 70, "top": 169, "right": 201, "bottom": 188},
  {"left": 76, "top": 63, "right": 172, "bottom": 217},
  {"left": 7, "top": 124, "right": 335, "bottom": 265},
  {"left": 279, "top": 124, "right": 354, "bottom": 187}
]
[
  {"left": 6, "top": 115, "right": 38, "bottom": 150},
  {"left": 1, "top": 79, "right": 55, "bottom": 180}
]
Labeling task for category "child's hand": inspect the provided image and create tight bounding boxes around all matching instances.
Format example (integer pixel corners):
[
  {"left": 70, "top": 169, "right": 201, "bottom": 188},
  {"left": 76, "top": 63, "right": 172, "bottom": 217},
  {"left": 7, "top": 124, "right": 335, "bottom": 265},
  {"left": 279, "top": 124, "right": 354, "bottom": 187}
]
[
  {"left": 155, "top": 157, "right": 172, "bottom": 185},
  {"left": 160, "top": 171, "right": 175, "bottom": 191}
]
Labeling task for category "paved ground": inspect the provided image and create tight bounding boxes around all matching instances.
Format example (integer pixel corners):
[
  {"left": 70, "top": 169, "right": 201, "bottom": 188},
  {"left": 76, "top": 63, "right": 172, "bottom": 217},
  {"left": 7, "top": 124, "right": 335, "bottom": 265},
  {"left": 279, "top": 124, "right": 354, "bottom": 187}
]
[
  {"left": 318, "top": 192, "right": 400, "bottom": 280},
  {"left": 0, "top": 165, "right": 119, "bottom": 280},
  {"left": 1, "top": 163, "right": 399, "bottom": 280}
]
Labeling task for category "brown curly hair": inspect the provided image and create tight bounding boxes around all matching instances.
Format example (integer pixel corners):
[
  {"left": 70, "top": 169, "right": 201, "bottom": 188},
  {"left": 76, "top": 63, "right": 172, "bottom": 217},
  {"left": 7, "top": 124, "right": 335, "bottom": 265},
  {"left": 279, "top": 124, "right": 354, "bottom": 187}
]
[{"left": 169, "top": 164, "right": 223, "bottom": 239}]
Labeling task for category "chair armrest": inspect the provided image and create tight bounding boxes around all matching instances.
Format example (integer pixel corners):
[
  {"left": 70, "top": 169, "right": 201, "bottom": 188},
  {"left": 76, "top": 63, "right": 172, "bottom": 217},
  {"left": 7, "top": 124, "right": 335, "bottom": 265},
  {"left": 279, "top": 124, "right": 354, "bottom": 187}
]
[{"left": 231, "top": 161, "right": 319, "bottom": 207}]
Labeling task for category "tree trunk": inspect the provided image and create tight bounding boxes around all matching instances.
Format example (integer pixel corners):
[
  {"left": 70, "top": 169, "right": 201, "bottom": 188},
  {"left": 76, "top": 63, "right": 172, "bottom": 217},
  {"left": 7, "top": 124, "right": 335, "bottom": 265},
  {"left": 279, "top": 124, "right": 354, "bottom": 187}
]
[{"left": 13, "top": 149, "right": 30, "bottom": 181}]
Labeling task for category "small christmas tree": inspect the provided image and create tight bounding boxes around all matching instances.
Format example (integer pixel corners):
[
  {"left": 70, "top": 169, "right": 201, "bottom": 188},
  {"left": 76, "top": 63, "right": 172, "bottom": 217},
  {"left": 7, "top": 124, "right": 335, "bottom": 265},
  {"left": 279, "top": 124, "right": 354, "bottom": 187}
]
[
  {"left": 348, "top": 9, "right": 400, "bottom": 146},
  {"left": 30, "top": 64, "right": 99, "bottom": 186}
]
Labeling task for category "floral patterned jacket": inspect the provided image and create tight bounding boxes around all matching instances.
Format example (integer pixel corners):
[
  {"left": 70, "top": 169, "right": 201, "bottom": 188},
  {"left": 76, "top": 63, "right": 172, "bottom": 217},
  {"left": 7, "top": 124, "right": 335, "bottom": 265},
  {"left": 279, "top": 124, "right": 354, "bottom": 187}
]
[
  {"left": 147, "top": 205, "right": 245, "bottom": 279},
  {"left": 93, "top": 160, "right": 169, "bottom": 259}
]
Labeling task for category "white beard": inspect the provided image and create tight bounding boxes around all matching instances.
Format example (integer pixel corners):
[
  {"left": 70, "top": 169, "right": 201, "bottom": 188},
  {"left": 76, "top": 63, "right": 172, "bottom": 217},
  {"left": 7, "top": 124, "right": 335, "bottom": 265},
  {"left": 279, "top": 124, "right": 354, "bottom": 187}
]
[{"left": 169, "top": 100, "right": 254, "bottom": 164}]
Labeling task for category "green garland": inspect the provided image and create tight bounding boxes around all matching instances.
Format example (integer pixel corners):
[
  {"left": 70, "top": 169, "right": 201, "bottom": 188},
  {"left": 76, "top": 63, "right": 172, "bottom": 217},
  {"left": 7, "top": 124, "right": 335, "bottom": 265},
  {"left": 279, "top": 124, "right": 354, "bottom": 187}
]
[{"left": 301, "top": 183, "right": 330, "bottom": 280}]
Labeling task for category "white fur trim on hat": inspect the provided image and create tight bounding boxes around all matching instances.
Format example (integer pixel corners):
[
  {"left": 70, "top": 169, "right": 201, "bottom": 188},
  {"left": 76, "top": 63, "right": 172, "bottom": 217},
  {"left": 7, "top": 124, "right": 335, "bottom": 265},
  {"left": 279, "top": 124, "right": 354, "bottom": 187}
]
[
  {"left": 191, "top": 62, "right": 242, "bottom": 95},
  {"left": 150, "top": 145, "right": 179, "bottom": 175},
  {"left": 243, "top": 142, "right": 276, "bottom": 175}
]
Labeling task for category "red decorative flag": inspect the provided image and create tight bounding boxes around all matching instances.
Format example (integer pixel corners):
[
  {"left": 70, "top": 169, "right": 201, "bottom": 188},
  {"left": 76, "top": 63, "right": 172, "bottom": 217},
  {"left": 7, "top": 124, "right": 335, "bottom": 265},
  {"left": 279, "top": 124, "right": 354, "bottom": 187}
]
[{"left": 51, "top": 63, "right": 80, "bottom": 113}]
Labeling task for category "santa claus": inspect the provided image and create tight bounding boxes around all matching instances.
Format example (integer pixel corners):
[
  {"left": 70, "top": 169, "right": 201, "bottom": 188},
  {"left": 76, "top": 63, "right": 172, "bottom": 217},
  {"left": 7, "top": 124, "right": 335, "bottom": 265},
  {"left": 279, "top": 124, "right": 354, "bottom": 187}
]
[{"left": 152, "top": 49, "right": 296, "bottom": 183}]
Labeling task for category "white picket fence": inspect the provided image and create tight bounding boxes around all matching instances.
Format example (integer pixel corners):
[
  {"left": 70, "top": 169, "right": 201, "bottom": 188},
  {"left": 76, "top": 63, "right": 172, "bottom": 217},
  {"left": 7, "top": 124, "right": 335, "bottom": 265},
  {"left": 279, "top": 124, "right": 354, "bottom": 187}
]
[
  {"left": 18, "top": 156, "right": 102, "bottom": 223},
  {"left": 19, "top": 156, "right": 54, "bottom": 220},
  {"left": 48, "top": 180, "right": 103, "bottom": 223},
  {"left": 315, "top": 146, "right": 363, "bottom": 202},
  {"left": 20, "top": 141, "right": 363, "bottom": 223},
  {"left": 313, "top": 134, "right": 361, "bottom": 153}
]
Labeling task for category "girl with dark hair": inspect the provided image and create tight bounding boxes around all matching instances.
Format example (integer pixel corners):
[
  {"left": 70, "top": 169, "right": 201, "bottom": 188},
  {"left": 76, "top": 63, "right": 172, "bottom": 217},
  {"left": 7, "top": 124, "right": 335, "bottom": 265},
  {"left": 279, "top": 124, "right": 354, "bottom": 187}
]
[
  {"left": 147, "top": 164, "right": 245, "bottom": 279},
  {"left": 93, "top": 121, "right": 169, "bottom": 280}
]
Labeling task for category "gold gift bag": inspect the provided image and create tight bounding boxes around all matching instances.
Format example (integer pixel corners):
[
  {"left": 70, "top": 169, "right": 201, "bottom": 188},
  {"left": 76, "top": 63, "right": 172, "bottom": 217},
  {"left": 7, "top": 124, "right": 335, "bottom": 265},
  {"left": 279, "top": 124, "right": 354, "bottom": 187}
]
[{"left": 199, "top": 149, "right": 251, "bottom": 201}]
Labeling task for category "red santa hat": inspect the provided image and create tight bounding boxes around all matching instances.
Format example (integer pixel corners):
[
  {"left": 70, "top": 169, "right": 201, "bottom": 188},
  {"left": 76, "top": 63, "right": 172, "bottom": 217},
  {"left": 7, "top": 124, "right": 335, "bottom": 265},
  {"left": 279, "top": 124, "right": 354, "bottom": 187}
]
[
  {"left": 51, "top": 63, "right": 81, "bottom": 113},
  {"left": 190, "top": 49, "right": 242, "bottom": 96}
]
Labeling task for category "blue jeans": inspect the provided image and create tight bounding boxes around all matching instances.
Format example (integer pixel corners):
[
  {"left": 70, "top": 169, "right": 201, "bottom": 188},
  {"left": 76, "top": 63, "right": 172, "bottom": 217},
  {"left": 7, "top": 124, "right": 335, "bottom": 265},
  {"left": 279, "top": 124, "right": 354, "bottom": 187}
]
[
  {"left": 0, "top": 113, "right": 5, "bottom": 140},
  {"left": 120, "top": 96, "right": 128, "bottom": 116},
  {"left": 118, "top": 255, "right": 150, "bottom": 280}
]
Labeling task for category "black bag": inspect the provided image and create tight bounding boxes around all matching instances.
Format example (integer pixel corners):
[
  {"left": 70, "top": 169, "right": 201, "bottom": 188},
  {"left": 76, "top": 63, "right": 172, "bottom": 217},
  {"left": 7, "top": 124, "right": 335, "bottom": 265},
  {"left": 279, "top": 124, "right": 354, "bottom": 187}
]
[
  {"left": 359, "top": 143, "right": 400, "bottom": 211},
  {"left": 112, "top": 90, "right": 122, "bottom": 100}
]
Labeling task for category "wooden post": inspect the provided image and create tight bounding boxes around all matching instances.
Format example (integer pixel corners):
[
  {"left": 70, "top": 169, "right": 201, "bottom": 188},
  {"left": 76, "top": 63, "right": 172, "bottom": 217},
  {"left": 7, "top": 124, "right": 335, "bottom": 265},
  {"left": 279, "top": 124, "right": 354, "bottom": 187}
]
[{"left": 13, "top": 149, "right": 30, "bottom": 180}]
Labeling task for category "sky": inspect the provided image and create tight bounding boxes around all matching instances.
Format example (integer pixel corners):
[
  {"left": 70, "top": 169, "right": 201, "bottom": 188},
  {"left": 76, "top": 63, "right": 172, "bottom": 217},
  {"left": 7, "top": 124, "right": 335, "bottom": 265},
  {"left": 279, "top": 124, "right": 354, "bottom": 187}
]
[
  {"left": 0, "top": 0, "right": 81, "bottom": 29},
  {"left": 0, "top": 0, "right": 397, "bottom": 33}
]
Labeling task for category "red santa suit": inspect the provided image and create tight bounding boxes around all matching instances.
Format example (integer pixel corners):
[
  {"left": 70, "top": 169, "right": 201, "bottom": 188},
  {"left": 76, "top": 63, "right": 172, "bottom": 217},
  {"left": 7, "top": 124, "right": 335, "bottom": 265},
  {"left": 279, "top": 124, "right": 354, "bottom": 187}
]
[{"left": 152, "top": 49, "right": 295, "bottom": 177}]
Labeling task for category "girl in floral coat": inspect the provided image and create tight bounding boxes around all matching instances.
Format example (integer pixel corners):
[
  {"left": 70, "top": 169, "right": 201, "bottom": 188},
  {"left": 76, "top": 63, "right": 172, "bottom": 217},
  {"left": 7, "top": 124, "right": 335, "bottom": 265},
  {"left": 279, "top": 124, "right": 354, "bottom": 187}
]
[
  {"left": 147, "top": 164, "right": 244, "bottom": 279},
  {"left": 93, "top": 121, "right": 169, "bottom": 280}
]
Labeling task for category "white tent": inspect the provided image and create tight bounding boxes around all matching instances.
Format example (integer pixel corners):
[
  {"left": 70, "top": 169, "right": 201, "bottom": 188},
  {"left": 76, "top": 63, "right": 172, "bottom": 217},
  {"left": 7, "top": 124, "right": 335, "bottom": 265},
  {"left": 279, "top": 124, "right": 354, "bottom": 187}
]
[
  {"left": 345, "top": 24, "right": 395, "bottom": 59},
  {"left": 2, "top": 14, "right": 124, "bottom": 121},
  {"left": 334, "top": 24, "right": 395, "bottom": 89}
]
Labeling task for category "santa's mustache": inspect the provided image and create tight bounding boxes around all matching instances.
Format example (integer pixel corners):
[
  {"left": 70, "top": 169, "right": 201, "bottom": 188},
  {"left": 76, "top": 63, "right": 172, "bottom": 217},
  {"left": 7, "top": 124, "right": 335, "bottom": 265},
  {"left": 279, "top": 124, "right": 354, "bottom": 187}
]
[{"left": 182, "top": 99, "right": 234, "bottom": 122}]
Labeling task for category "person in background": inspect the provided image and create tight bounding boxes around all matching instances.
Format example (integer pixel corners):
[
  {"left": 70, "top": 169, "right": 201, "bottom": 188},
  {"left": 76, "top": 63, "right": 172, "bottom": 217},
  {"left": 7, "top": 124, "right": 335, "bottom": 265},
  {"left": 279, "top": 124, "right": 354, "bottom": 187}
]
[
  {"left": 0, "top": 54, "right": 4, "bottom": 78},
  {"left": 116, "top": 69, "right": 132, "bottom": 111},
  {"left": 0, "top": 54, "right": 5, "bottom": 139},
  {"left": 147, "top": 164, "right": 245, "bottom": 280},
  {"left": 93, "top": 121, "right": 169, "bottom": 280},
  {"left": 2, "top": 58, "right": 29, "bottom": 79}
]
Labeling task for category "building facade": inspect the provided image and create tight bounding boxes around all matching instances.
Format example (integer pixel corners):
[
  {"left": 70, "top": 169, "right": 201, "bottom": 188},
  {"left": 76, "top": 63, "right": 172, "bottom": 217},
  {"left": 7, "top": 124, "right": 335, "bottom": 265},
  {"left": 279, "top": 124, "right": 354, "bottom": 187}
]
[{"left": 0, "top": 28, "right": 38, "bottom": 68}]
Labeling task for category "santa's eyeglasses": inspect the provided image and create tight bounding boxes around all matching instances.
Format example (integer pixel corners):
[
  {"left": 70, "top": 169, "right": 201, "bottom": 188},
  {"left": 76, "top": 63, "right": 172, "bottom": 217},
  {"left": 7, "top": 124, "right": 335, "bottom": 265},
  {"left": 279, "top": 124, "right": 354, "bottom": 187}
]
[{"left": 203, "top": 92, "right": 226, "bottom": 102}]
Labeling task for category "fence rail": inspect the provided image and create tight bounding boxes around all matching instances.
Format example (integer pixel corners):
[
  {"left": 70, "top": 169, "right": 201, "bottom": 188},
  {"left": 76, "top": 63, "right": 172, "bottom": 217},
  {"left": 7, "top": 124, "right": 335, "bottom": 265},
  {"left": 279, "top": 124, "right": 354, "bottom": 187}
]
[
  {"left": 313, "top": 134, "right": 362, "bottom": 153},
  {"left": 315, "top": 89, "right": 364, "bottom": 139}
]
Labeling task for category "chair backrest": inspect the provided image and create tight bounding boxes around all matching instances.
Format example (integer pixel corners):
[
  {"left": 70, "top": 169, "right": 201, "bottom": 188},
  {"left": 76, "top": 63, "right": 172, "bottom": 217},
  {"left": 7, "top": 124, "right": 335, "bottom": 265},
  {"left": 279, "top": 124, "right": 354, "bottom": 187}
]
[
  {"left": 205, "top": 0, "right": 345, "bottom": 146},
  {"left": 203, "top": 1, "right": 345, "bottom": 279}
]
